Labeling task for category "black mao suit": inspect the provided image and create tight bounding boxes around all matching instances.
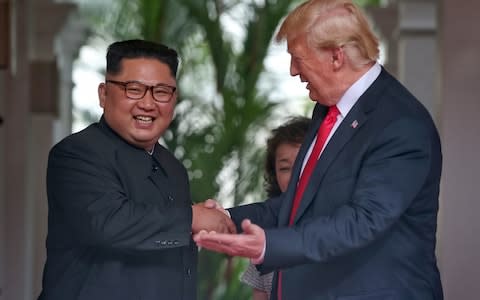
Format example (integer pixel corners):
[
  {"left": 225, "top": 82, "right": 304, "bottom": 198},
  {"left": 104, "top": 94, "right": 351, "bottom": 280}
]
[
  {"left": 38, "top": 117, "right": 197, "bottom": 300},
  {"left": 230, "top": 68, "right": 443, "bottom": 300}
]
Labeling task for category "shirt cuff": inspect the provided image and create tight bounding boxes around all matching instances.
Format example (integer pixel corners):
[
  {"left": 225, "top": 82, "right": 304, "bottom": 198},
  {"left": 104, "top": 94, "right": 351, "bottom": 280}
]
[{"left": 250, "top": 241, "right": 266, "bottom": 265}]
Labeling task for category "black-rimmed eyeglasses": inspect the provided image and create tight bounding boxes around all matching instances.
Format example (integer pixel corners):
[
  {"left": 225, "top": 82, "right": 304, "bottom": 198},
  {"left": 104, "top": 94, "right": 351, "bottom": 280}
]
[{"left": 106, "top": 80, "right": 177, "bottom": 103}]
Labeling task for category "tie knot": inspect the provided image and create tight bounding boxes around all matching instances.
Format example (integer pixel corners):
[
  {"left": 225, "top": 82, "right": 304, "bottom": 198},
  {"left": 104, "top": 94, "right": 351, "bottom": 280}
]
[
  {"left": 325, "top": 105, "right": 340, "bottom": 123},
  {"left": 327, "top": 105, "right": 340, "bottom": 117}
]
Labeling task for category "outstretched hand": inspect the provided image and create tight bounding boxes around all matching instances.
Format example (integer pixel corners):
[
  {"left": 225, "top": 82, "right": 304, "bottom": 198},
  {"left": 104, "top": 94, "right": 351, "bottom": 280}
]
[
  {"left": 191, "top": 202, "right": 236, "bottom": 234},
  {"left": 193, "top": 219, "right": 265, "bottom": 260}
]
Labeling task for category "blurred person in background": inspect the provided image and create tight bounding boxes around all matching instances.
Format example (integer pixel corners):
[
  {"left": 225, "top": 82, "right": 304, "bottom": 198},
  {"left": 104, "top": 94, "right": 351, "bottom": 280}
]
[{"left": 240, "top": 116, "right": 310, "bottom": 300}]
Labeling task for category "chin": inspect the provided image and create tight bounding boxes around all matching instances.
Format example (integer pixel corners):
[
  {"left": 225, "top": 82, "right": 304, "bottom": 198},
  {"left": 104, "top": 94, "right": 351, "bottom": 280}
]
[{"left": 129, "top": 133, "right": 156, "bottom": 145}]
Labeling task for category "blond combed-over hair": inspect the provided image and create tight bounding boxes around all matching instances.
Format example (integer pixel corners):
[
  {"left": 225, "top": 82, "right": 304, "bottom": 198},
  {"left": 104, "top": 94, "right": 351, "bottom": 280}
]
[{"left": 276, "top": 0, "right": 380, "bottom": 69}]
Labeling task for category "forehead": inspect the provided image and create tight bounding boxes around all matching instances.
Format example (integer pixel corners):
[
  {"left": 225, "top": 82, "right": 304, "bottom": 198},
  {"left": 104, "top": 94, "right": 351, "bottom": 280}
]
[
  {"left": 275, "top": 143, "right": 301, "bottom": 158},
  {"left": 287, "top": 35, "right": 309, "bottom": 56},
  {"left": 116, "top": 58, "right": 176, "bottom": 84}
]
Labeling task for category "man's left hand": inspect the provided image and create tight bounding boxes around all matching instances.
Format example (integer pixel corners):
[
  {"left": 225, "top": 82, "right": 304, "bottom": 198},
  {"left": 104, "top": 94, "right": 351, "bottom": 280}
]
[{"left": 193, "top": 219, "right": 265, "bottom": 260}]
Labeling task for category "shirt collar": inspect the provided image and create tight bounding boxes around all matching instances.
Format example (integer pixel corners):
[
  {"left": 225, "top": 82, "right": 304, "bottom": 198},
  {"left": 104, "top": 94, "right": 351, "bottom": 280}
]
[
  {"left": 336, "top": 62, "right": 381, "bottom": 117},
  {"left": 146, "top": 144, "right": 155, "bottom": 155}
]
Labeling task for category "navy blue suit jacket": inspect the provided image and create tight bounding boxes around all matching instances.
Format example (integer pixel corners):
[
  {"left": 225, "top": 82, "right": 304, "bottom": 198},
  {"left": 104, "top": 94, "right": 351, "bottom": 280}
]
[
  {"left": 38, "top": 117, "right": 197, "bottom": 300},
  {"left": 230, "top": 69, "right": 443, "bottom": 300}
]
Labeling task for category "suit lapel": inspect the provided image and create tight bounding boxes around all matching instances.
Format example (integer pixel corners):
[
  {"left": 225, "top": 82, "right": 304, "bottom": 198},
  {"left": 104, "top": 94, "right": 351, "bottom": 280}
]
[
  {"left": 288, "top": 68, "right": 391, "bottom": 224},
  {"left": 292, "top": 104, "right": 368, "bottom": 223}
]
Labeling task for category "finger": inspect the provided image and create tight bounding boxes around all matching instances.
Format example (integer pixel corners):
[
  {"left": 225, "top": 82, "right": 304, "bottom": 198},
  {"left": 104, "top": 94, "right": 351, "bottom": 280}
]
[
  {"left": 198, "top": 237, "right": 251, "bottom": 258},
  {"left": 192, "top": 230, "right": 214, "bottom": 241},
  {"left": 204, "top": 199, "right": 223, "bottom": 210},
  {"left": 203, "top": 199, "right": 218, "bottom": 208},
  {"left": 193, "top": 230, "right": 217, "bottom": 242},
  {"left": 196, "top": 232, "right": 236, "bottom": 246},
  {"left": 241, "top": 219, "right": 263, "bottom": 236},
  {"left": 196, "top": 240, "right": 232, "bottom": 254},
  {"left": 198, "top": 235, "right": 240, "bottom": 250},
  {"left": 226, "top": 219, "right": 237, "bottom": 234},
  {"left": 197, "top": 229, "right": 208, "bottom": 235},
  {"left": 192, "top": 232, "right": 204, "bottom": 242},
  {"left": 241, "top": 219, "right": 254, "bottom": 234}
]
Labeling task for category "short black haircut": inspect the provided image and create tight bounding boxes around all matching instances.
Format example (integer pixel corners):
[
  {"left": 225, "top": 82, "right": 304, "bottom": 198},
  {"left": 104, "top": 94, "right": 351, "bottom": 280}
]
[{"left": 106, "top": 39, "right": 179, "bottom": 76}]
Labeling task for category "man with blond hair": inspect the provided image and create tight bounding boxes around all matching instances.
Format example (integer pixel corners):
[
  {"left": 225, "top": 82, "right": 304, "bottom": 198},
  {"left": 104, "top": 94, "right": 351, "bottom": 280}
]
[{"left": 195, "top": 0, "right": 443, "bottom": 299}]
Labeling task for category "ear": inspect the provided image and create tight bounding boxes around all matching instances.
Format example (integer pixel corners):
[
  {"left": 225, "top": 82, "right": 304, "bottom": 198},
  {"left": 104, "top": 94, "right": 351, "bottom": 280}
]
[
  {"left": 331, "top": 47, "right": 344, "bottom": 71},
  {"left": 98, "top": 82, "right": 106, "bottom": 108}
]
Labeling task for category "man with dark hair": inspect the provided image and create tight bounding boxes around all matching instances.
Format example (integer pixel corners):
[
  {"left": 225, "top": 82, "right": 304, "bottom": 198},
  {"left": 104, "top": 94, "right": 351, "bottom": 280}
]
[{"left": 38, "top": 39, "right": 235, "bottom": 300}]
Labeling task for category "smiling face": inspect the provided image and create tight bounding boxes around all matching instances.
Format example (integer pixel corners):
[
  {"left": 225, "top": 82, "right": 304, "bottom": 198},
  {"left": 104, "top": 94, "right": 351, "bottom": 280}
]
[
  {"left": 275, "top": 142, "right": 302, "bottom": 193},
  {"left": 98, "top": 57, "right": 177, "bottom": 151},
  {"left": 288, "top": 35, "right": 339, "bottom": 106}
]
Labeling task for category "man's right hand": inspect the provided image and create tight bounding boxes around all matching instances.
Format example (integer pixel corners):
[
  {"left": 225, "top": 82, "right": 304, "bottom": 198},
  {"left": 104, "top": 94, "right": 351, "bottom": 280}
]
[
  {"left": 203, "top": 199, "right": 229, "bottom": 216},
  {"left": 192, "top": 202, "right": 236, "bottom": 234}
]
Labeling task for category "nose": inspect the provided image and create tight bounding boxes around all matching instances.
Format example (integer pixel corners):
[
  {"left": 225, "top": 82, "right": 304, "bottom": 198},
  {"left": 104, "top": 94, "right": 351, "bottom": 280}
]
[
  {"left": 290, "top": 59, "right": 299, "bottom": 77},
  {"left": 137, "top": 88, "right": 156, "bottom": 109}
]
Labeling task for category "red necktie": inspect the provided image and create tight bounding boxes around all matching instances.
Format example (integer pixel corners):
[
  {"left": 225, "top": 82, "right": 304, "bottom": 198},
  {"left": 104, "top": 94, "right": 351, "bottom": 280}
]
[
  {"left": 277, "top": 105, "right": 340, "bottom": 300},
  {"left": 288, "top": 105, "right": 340, "bottom": 225}
]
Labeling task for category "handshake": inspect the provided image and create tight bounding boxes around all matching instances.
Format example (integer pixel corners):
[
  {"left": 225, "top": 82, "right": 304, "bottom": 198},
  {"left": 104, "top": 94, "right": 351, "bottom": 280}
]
[
  {"left": 191, "top": 199, "right": 235, "bottom": 234},
  {"left": 190, "top": 200, "right": 265, "bottom": 261}
]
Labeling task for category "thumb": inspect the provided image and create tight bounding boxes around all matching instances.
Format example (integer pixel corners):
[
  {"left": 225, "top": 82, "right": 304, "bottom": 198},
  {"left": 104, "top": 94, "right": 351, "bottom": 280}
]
[
  {"left": 204, "top": 199, "right": 219, "bottom": 209},
  {"left": 241, "top": 219, "right": 259, "bottom": 235}
]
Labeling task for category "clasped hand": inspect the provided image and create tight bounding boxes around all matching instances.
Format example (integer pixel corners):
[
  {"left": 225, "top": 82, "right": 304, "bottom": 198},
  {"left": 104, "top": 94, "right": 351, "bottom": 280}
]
[
  {"left": 191, "top": 200, "right": 236, "bottom": 234},
  {"left": 192, "top": 200, "right": 266, "bottom": 261}
]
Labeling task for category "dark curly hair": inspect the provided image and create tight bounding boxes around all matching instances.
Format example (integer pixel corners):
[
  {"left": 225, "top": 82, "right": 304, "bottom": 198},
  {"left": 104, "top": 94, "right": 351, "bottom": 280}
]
[{"left": 264, "top": 116, "right": 311, "bottom": 197}]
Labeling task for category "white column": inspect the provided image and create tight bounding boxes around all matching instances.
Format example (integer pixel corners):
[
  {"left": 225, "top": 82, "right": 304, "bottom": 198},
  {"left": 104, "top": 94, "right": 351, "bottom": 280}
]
[
  {"left": 366, "top": 3, "right": 399, "bottom": 77},
  {"left": 0, "top": 70, "right": 7, "bottom": 299},
  {"left": 437, "top": 0, "right": 480, "bottom": 299},
  {"left": 397, "top": 0, "right": 439, "bottom": 122},
  {"left": 54, "top": 11, "right": 88, "bottom": 142},
  {"left": 28, "top": 2, "right": 85, "bottom": 297},
  {"left": 0, "top": 1, "right": 83, "bottom": 299},
  {"left": 3, "top": 0, "right": 31, "bottom": 299}
]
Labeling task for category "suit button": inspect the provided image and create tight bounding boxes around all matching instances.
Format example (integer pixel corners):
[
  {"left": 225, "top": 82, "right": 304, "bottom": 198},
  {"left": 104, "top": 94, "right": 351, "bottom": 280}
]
[
  {"left": 186, "top": 268, "right": 191, "bottom": 276},
  {"left": 168, "top": 195, "right": 174, "bottom": 202},
  {"left": 155, "top": 240, "right": 167, "bottom": 246},
  {"left": 173, "top": 240, "right": 179, "bottom": 245},
  {"left": 167, "top": 241, "right": 173, "bottom": 246}
]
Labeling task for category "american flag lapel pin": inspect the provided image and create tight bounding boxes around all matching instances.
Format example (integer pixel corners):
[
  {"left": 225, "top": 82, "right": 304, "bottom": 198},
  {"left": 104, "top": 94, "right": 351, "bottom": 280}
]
[{"left": 351, "top": 120, "right": 359, "bottom": 129}]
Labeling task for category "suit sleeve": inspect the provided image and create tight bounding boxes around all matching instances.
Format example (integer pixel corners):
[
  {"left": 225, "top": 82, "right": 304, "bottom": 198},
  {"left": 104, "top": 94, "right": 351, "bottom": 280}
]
[
  {"left": 229, "top": 195, "right": 284, "bottom": 231},
  {"left": 47, "top": 140, "right": 193, "bottom": 253},
  {"left": 261, "top": 118, "right": 438, "bottom": 270}
]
